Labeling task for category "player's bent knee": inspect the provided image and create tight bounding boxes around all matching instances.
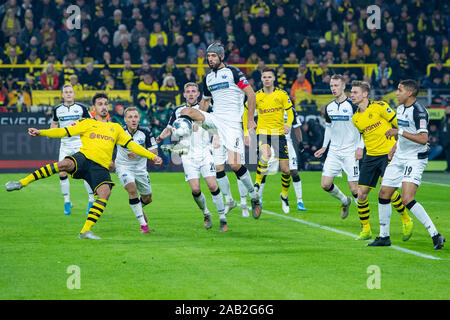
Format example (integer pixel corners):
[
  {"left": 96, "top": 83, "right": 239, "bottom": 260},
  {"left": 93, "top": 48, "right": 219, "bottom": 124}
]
[{"left": 141, "top": 194, "right": 152, "bottom": 204}]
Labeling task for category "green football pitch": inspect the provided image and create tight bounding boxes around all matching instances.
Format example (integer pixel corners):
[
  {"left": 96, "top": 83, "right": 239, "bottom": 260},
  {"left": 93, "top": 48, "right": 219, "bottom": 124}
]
[{"left": 1, "top": 171, "right": 449, "bottom": 300}]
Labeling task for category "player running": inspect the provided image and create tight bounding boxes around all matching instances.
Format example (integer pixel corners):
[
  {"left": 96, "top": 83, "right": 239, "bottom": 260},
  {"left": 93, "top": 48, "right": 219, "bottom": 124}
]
[
  {"left": 179, "top": 42, "right": 262, "bottom": 219},
  {"left": 368, "top": 79, "right": 446, "bottom": 249},
  {"left": 314, "top": 74, "right": 364, "bottom": 219},
  {"left": 351, "top": 80, "right": 413, "bottom": 241},
  {"left": 5, "top": 93, "right": 163, "bottom": 240},
  {"left": 113, "top": 107, "right": 158, "bottom": 234},
  {"left": 243, "top": 67, "right": 302, "bottom": 213},
  {"left": 51, "top": 84, "right": 95, "bottom": 215},
  {"left": 249, "top": 108, "right": 306, "bottom": 212},
  {"left": 157, "top": 82, "right": 227, "bottom": 231}
]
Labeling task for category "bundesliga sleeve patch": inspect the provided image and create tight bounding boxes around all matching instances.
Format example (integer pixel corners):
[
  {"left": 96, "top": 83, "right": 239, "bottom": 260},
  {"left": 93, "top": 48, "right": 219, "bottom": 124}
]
[{"left": 419, "top": 119, "right": 427, "bottom": 129}]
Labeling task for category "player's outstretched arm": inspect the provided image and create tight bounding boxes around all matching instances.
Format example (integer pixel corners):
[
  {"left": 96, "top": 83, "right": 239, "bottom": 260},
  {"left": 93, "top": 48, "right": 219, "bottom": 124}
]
[
  {"left": 126, "top": 140, "right": 162, "bottom": 164},
  {"left": 34, "top": 127, "right": 69, "bottom": 138}
]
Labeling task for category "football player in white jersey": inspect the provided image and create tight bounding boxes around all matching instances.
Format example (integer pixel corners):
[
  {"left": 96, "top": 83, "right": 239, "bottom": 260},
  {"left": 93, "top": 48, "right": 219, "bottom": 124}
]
[
  {"left": 51, "top": 84, "right": 95, "bottom": 215},
  {"left": 179, "top": 42, "right": 262, "bottom": 219},
  {"left": 113, "top": 107, "right": 160, "bottom": 234},
  {"left": 314, "top": 74, "right": 364, "bottom": 219},
  {"left": 369, "top": 79, "right": 445, "bottom": 249},
  {"left": 157, "top": 82, "right": 228, "bottom": 231}
]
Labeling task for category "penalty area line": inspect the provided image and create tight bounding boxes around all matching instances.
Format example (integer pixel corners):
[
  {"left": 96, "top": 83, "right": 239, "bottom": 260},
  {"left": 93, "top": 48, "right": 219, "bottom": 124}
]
[{"left": 262, "top": 209, "right": 448, "bottom": 261}]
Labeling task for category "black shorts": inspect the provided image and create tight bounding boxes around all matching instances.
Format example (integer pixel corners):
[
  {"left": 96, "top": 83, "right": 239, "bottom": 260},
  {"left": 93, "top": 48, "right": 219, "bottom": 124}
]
[
  {"left": 257, "top": 134, "right": 289, "bottom": 160},
  {"left": 358, "top": 154, "right": 389, "bottom": 189},
  {"left": 66, "top": 152, "right": 114, "bottom": 195}
]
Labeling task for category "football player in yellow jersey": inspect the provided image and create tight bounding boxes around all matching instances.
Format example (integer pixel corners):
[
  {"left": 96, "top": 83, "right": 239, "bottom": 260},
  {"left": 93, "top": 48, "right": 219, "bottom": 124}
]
[
  {"left": 5, "top": 93, "right": 163, "bottom": 240},
  {"left": 243, "top": 67, "right": 295, "bottom": 213},
  {"left": 351, "top": 81, "right": 413, "bottom": 241}
]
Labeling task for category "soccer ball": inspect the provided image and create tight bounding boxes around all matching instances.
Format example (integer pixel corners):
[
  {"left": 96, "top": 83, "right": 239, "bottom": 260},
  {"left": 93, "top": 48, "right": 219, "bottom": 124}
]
[{"left": 172, "top": 118, "right": 192, "bottom": 139}]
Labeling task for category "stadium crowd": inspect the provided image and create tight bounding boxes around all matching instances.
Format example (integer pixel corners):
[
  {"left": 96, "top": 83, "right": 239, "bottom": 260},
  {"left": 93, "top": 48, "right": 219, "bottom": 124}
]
[{"left": 0, "top": 0, "right": 449, "bottom": 170}]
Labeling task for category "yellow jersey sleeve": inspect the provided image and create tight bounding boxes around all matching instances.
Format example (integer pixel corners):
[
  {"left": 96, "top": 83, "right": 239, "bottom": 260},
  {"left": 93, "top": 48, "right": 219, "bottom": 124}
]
[
  {"left": 66, "top": 119, "right": 89, "bottom": 137},
  {"left": 39, "top": 127, "right": 69, "bottom": 138},
  {"left": 377, "top": 101, "right": 397, "bottom": 127},
  {"left": 115, "top": 124, "right": 133, "bottom": 147}
]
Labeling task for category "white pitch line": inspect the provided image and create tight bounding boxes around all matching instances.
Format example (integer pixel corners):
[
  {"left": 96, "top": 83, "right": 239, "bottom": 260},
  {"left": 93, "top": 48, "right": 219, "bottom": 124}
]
[
  {"left": 422, "top": 181, "right": 450, "bottom": 187},
  {"left": 262, "top": 209, "right": 448, "bottom": 261}
]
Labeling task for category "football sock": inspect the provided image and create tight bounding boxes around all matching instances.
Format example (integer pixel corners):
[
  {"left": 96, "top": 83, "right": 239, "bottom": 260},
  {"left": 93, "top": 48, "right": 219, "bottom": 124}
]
[
  {"left": 80, "top": 198, "right": 107, "bottom": 233},
  {"left": 378, "top": 198, "right": 392, "bottom": 237},
  {"left": 255, "top": 155, "right": 269, "bottom": 185},
  {"left": 326, "top": 184, "right": 347, "bottom": 204},
  {"left": 59, "top": 175, "right": 70, "bottom": 203},
  {"left": 129, "top": 197, "right": 147, "bottom": 226},
  {"left": 292, "top": 174, "right": 303, "bottom": 202},
  {"left": 192, "top": 191, "right": 207, "bottom": 213},
  {"left": 259, "top": 176, "right": 266, "bottom": 200},
  {"left": 237, "top": 179, "right": 248, "bottom": 206},
  {"left": 357, "top": 199, "right": 370, "bottom": 232},
  {"left": 281, "top": 173, "right": 291, "bottom": 197},
  {"left": 391, "top": 190, "right": 411, "bottom": 224},
  {"left": 353, "top": 193, "right": 358, "bottom": 206},
  {"left": 84, "top": 180, "right": 95, "bottom": 203},
  {"left": 216, "top": 171, "right": 232, "bottom": 202},
  {"left": 235, "top": 165, "right": 257, "bottom": 199},
  {"left": 211, "top": 188, "right": 225, "bottom": 216},
  {"left": 20, "top": 162, "right": 59, "bottom": 187},
  {"left": 406, "top": 200, "right": 438, "bottom": 237}
]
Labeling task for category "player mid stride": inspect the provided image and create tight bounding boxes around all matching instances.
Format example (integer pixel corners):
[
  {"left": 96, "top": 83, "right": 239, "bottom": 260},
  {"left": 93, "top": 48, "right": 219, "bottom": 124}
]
[
  {"left": 114, "top": 107, "right": 158, "bottom": 234},
  {"left": 52, "top": 84, "right": 95, "bottom": 215},
  {"left": 179, "top": 42, "right": 262, "bottom": 219},
  {"left": 314, "top": 74, "right": 364, "bottom": 219},
  {"left": 6, "top": 93, "right": 162, "bottom": 240},
  {"left": 368, "top": 80, "right": 445, "bottom": 249},
  {"left": 157, "top": 82, "right": 228, "bottom": 231}
]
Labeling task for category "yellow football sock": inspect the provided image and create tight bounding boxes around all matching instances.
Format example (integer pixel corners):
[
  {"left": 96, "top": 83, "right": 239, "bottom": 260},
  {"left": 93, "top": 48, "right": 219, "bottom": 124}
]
[
  {"left": 391, "top": 190, "right": 411, "bottom": 224},
  {"left": 357, "top": 199, "right": 370, "bottom": 231},
  {"left": 19, "top": 163, "right": 59, "bottom": 187},
  {"left": 281, "top": 173, "right": 291, "bottom": 197},
  {"left": 255, "top": 155, "right": 269, "bottom": 185},
  {"left": 80, "top": 198, "right": 107, "bottom": 233}
]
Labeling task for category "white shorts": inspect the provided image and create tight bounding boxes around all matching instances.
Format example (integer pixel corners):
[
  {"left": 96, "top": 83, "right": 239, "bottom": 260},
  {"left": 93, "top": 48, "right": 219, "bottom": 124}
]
[
  {"left": 201, "top": 111, "right": 244, "bottom": 157},
  {"left": 287, "top": 139, "right": 297, "bottom": 171},
  {"left": 322, "top": 150, "right": 359, "bottom": 181},
  {"left": 59, "top": 144, "right": 82, "bottom": 161},
  {"left": 212, "top": 135, "right": 245, "bottom": 166},
  {"left": 116, "top": 167, "right": 152, "bottom": 195},
  {"left": 381, "top": 157, "right": 427, "bottom": 188},
  {"left": 182, "top": 154, "right": 216, "bottom": 181}
]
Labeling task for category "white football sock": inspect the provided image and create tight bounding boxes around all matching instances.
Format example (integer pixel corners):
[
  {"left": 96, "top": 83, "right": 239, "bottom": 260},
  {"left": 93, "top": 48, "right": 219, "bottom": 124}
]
[
  {"left": 327, "top": 184, "right": 347, "bottom": 204},
  {"left": 193, "top": 192, "right": 207, "bottom": 213},
  {"left": 409, "top": 201, "right": 438, "bottom": 237},
  {"left": 259, "top": 182, "right": 266, "bottom": 201},
  {"left": 236, "top": 167, "right": 257, "bottom": 200},
  {"left": 378, "top": 202, "right": 392, "bottom": 237},
  {"left": 217, "top": 174, "right": 233, "bottom": 202},
  {"left": 293, "top": 180, "right": 303, "bottom": 202},
  {"left": 84, "top": 180, "right": 95, "bottom": 203},
  {"left": 237, "top": 179, "right": 247, "bottom": 206},
  {"left": 211, "top": 190, "right": 225, "bottom": 215},
  {"left": 60, "top": 177, "right": 70, "bottom": 203},
  {"left": 130, "top": 198, "right": 147, "bottom": 226}
]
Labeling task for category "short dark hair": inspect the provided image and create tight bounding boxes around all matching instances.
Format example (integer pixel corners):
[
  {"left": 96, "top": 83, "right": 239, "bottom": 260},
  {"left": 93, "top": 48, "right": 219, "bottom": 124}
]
[
  {"left": 92, "top": 93, "right": 108, "bottom": 105},
  {"left": 262, "top": 67, "right": 276, "bottom": 76},
  {"left": 399, "top": 79, "right": 419, "bottom": 97}
]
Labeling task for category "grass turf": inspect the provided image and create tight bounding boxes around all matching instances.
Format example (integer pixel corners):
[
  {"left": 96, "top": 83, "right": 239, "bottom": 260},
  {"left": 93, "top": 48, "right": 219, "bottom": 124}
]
[{"left": 1, "top": 171, "right": 449, "bottom": 300}]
